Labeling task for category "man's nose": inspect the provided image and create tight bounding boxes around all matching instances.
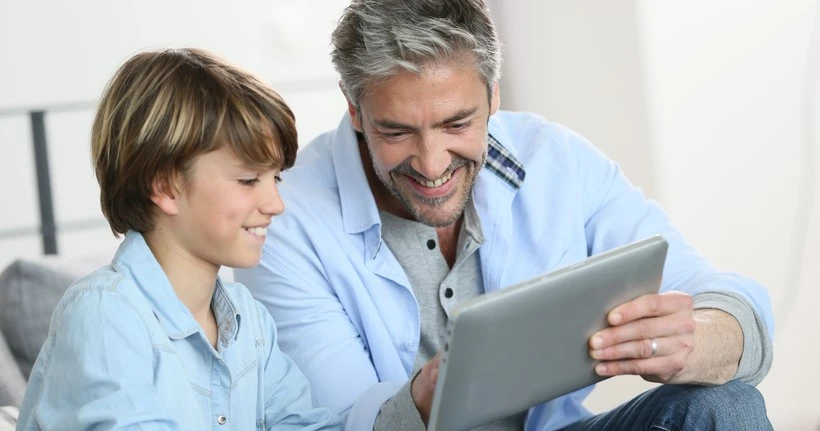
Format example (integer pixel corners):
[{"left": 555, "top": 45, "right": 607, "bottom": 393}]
[{"left": 412, "top": 137, "right": 452, "bottom": 180}]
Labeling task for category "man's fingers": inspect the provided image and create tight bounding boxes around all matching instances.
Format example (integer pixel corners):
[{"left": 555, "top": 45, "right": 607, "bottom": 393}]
[
  {"left": 591, "top": 337, "right": 666, "bottom": 361},
  {"left": 594, "top": 353, "right": 687, "bottom": 379},
  {"left": 608, "top": 291, "right": 693, "bottom": 325},
  {"left": 592, "top": 312, "right": 696, "bottom": 348}
]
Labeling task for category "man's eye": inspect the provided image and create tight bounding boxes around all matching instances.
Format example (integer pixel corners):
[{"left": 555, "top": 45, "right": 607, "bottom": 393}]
[
  {"left": 274, "top": 175, "right": 283, "bottom": 184},
  {"left": 239, "top": 178, "right": 260, "bottom": 186},
  {"left": 449, "top": 122, "right": 469, "bottom": 130},
  {"left": 382, "top": 131, "right": 407, "bottom": 139}
]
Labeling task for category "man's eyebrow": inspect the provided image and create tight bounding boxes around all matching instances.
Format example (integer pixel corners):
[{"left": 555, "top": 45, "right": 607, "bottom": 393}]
[
  {"left": 371, "top": 107, "right": 480, "bottom": 130},
  {"left": 433, "top": 107, "right": 479, "bottom": 127},
  {"left": 372, "top": 118, "right": 416, "bottom": 131}
]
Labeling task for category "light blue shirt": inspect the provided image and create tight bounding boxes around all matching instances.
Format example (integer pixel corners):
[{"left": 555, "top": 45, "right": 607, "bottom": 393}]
[
  {"left": 235, "top": 111, "right": 775, "bottom": 430},
  {"left": 16, "top": 231, "right": 341, "bottom": 430}
]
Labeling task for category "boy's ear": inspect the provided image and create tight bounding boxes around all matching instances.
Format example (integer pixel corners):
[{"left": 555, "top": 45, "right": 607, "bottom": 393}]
[{"left": 149, "top": 174, "right": 182, "bottom": 216}]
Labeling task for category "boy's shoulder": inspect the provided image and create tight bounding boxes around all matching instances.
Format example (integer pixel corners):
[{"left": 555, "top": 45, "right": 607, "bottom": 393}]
[
  {"left": 61, "top": 264, "right": 143, "bottom": 303},
  {"left": 51, "top": 265, "right": 156, "bottom": 334}
]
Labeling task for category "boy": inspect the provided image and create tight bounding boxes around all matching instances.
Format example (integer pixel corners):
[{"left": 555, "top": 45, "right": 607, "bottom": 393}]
[{"left": 16, "top": 48, "right": 341, "bottom": 430}]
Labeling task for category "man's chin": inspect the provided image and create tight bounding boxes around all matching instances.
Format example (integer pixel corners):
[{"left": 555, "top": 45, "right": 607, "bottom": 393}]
[
  {"left": 391, "top": 181, "right": 470, "bottom": 226},
  {"left": 409, "top": 204, "right": 464, "bottom": 227}
]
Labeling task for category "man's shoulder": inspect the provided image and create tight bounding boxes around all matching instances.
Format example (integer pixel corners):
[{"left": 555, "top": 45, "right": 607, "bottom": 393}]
[{"left": 489, "top": 110, "right": 598, "bottom": 167}]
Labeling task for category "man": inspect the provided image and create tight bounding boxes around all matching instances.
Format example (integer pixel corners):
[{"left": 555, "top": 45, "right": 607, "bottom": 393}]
[{"left": 235, "top": 0, "right": 774, "bottom": 429}]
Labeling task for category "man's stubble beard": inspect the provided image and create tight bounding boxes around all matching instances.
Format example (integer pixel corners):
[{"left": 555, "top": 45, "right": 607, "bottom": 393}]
[{"left": 363, "top": 131, "right": 487, "bottom": 227}]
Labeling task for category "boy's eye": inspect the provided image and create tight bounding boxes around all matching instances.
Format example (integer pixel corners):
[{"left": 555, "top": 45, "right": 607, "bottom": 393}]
[
  {"left": 239, "top": 178, "right": 260, "bottom": 186},
  {"left": 274, "top": 175, "right": 283, "bottom": 184}
]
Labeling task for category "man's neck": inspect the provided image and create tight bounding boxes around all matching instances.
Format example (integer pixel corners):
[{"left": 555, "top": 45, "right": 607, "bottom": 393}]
[{"left": 435, "top": 218, "right": 462, "bottom": 268}]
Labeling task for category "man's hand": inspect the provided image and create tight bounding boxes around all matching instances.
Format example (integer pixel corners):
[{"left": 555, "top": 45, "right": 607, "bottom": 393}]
[
  {"left": 411, "top": 353, "right": 441, "bottom": 426},
  {"left": 589, "top": 291, "right": 697, "bottom": 383},
  {"left": 588, "top": 291, "right": 743, "bottom": 385}
]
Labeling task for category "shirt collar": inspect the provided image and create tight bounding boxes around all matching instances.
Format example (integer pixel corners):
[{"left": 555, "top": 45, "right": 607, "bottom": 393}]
[
  {"left": 486, "top": 114, "right": 526, "bottom": 189},
  {"left": 112, "top": 231, "right": 241, "bottom": 345},
  {"left": 331, "top": 113, "right": 383, "bottom": 236}
]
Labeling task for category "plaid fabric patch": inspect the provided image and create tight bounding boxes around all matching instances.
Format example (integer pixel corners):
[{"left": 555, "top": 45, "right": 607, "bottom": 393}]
[{"left": 485, "top": 134, "right": 526, "bottom": 189}]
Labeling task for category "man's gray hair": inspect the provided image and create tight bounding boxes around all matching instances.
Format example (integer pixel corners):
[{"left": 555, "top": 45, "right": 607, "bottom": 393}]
[{"left": 331, "top": 0, "right": 502, "bottom": 106}]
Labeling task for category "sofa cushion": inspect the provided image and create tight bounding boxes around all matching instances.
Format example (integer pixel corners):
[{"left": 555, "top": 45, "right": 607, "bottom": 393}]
[
  {"left": 0, "top": 329, "right": 25, "bottom": 407},
  {"left": 0, "top": 258, "right": 98, "bottom": 379}
]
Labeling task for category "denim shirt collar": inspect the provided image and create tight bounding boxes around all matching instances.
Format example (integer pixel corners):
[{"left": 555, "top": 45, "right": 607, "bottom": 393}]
[{"left": 112, "top": 231, "right": 241, "bottom": 345}]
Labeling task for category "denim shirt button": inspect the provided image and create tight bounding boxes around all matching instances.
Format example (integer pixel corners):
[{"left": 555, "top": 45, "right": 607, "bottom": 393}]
[{"left": 217, "top": 415, "right": 227, "bottom": 425}]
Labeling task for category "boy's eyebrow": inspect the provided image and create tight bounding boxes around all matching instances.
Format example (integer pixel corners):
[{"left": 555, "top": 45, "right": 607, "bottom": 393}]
[
  {"left": 372, "top": 107, "right": 479, "bottom": 130},
  {"left": 232, "top": 161, "right": 281, "bottom": 171}
]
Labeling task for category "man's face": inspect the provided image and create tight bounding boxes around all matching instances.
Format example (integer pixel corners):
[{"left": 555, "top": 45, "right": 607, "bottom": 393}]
[{"left": 348, "top": 63, "right": 500, "bottom": 227}]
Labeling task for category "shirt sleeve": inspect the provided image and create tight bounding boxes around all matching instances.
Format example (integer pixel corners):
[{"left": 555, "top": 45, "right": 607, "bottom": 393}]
[
  {"left": 374, "top": 375, "right": 425, "bottom": 430},
  {"left": 256, "top": 301, "right": 342, "bottom": 430},
  {"left": 692, "top": 291, "right": 773, "bottom": 385},
  {"left": 16, "top": 284, "right": 178, "bottom": 430},
  {"left": 570, "top": 127, "right": 775, "bottom": 378},
  {"left": 236, "top": 239, "right": 406, "bottom": 431}
]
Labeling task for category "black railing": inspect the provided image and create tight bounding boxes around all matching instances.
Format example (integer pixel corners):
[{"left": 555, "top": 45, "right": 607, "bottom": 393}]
[
  {"left": 30, "top": 111, "right": 58, "bottom": 254},
  {"left": 0, "top": 101, "right": 96, "bottom": 254}
]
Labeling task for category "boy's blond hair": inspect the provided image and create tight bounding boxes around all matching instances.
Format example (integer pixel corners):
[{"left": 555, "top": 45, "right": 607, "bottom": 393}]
[{"left": 91, "top": 48, "right": 297, "bottom": 236}]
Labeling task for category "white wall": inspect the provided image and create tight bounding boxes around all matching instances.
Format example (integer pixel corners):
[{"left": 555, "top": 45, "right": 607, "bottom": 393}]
[
  {"left": 0, "top": 0, "right": 348, "bottom": 268},
  {"left": 496, "top": 0, "right": 819, "bottom": 428},
  {"left": 493, "top": 0, "right": 656, "bottom": 198}
]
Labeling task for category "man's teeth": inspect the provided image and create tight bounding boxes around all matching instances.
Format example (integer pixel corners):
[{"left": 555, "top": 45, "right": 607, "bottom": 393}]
[
  {"left": 415, "top": 172, "right": 453, "bottom": 188},
  {"left": 245, "top": 227, "right": 267, "bottom": 237}
]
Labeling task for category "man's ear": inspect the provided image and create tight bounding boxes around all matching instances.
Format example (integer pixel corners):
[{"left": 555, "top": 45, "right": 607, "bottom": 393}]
[
  {"left": 340, "top": 82, "right": 363, "bottom": 133},
  {"left": 490, "top": 81, "right": 501, "bottom": 116},
  {"left": 149, "top": 174, "right": 182, "bottom": 216}
]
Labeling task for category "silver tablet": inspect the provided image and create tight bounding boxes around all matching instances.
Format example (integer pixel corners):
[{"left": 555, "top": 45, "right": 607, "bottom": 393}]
[{"left": 427, "top": 235, "right": 669, "bottom": 431}]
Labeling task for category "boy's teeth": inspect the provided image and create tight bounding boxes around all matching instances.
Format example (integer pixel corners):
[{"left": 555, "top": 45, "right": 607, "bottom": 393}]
[{"left": 245, "top": 227, "right": 267, "bottom": 237}]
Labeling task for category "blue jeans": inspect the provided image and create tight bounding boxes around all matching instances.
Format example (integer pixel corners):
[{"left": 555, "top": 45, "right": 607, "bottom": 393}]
[{"left": 562, "top": 380, "right": 773, "bottom": 430}]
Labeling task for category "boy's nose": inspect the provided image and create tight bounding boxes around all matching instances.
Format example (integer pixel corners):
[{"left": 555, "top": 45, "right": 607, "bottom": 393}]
[{"left": 260, "top": 185, "right": 285, "bottom": 216}]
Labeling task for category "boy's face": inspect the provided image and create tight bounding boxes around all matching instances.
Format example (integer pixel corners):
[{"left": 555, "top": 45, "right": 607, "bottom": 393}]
[{"left": 163, "top": 146, "right": 283, "bottom": 270}]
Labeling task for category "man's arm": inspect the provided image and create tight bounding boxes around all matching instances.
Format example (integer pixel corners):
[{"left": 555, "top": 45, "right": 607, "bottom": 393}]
[
  {"left": 567, "top": 127, "right": 774, "bottom": 385},
  {"left": 256, "top": 302, "right": 342, "bottom": 430},
  {"left": 374, "top": 356, "right": 439, "bottom": 430},
  {"left": 687, "top": 308, "right": 744, "bottom": 384},
  {"left": 236, "top": 239, "right": 406, "bottom": 430}
]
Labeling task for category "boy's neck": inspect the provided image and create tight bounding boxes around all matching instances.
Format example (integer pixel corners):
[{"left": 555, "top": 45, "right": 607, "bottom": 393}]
[{"left": 143, "top": 228, "right": 220, "bottom": 320}]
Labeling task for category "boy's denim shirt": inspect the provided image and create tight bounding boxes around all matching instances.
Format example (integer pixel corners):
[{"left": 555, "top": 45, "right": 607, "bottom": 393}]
[{"left": 16, "top": 231, "right": 341, "bottom": 430}]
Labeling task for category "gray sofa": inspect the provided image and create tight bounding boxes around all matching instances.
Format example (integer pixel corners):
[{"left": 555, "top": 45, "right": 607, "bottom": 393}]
[{"left": 0, "top": 257, "right": 100, "bottom": 427}]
